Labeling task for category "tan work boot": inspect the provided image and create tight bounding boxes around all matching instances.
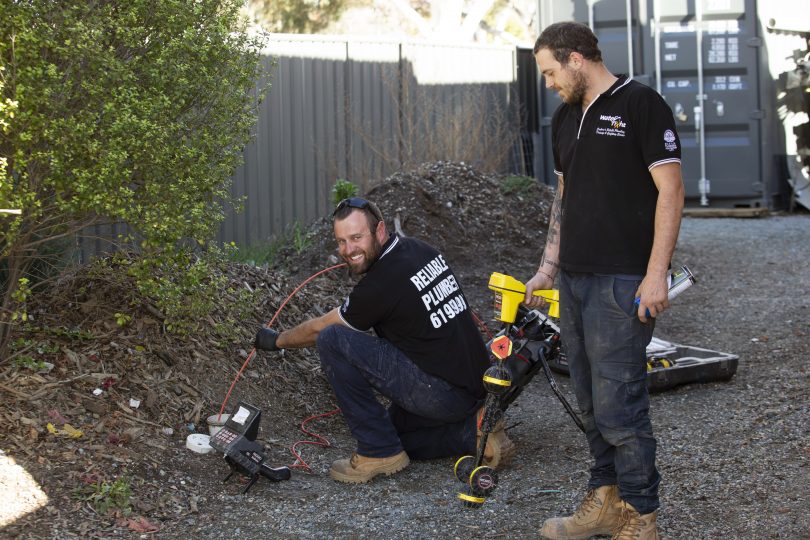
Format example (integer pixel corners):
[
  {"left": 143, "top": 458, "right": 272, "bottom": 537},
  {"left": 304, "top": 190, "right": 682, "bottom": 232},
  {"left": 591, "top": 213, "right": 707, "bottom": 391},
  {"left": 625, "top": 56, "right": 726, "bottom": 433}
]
[
  {"left": 477, "top": 408, "right": 516, "bottom": 468},
  {"left": 611, "top": 500, "right": 659, "bottom": 540},
  {"left": 540, "top": 485, "right": 622, "bottom": 539},
  {"left": 329, "top": 451, "right": 409, "bottom": 483}
]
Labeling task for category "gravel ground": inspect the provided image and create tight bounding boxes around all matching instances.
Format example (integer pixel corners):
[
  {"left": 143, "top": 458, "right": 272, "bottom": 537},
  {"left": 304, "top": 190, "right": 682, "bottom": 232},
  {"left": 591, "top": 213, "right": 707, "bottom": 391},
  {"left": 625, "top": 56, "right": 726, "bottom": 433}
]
[
  {"left": 155, "top": 214, "right": 810, "bottom": 539},
  {"left": 4, "top": 209, "right": 808, "bottom": 540}
]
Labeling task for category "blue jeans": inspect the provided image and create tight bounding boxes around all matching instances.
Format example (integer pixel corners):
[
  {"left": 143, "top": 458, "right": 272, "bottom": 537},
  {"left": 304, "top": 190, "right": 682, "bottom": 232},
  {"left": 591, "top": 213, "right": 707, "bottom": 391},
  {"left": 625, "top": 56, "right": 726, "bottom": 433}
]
[
  {"left": 316, "top": 325, "right": 480, "bottom": 459},
  {"left": 559, "top": 271, "right": 661, "bottom": 515}
]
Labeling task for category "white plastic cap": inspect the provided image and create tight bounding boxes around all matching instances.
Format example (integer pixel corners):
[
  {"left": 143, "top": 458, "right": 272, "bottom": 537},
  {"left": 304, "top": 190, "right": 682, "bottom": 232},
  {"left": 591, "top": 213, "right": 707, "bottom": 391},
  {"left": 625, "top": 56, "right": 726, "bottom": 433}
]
[{"left": 186, "top": 433, "right": 214, "bottom": 454}]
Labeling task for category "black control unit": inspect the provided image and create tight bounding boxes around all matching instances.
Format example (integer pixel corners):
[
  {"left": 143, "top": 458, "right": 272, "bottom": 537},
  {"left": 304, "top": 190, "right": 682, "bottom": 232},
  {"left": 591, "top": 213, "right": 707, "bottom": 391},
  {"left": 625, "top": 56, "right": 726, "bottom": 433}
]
[{"left": 209, "top": 402, "right": 291, "bottom": 494}]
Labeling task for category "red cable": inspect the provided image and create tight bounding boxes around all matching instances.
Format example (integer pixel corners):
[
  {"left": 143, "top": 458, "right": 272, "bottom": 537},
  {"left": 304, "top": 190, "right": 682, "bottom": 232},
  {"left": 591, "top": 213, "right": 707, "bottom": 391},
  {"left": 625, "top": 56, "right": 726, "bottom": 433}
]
[
  {"left": 288, "top": 408, "right": 342, "bottom": 473},
  {"left": 215, "top": 264, "right": 493, "bottom": 473},
  {"left": 217, "top": 263, "right": 347, "bottom": 419},
  {"left": 472, "top": 311, "right": 493, "bottom": 339}
]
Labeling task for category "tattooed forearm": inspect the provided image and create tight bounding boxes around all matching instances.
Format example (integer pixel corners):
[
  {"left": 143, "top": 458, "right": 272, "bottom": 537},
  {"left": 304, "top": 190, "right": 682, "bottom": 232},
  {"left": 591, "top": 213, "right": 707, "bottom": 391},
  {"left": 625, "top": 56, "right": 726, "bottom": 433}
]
[
  {"left": 546, "top": 188, "right": 562, "bottom": 246},
  {"left": 539, "top": 253, "right": 559, "bottom": 269},
  {"left": 536, "top": 176, "right": 564, "bottom": 278}
]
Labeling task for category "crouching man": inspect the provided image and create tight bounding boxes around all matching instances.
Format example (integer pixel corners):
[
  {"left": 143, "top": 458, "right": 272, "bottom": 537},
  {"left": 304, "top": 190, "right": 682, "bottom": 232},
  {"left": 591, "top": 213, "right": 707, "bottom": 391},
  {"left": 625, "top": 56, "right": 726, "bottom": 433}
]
[{"left": 254, "top": 197, "right": 514, "bottom": 483}]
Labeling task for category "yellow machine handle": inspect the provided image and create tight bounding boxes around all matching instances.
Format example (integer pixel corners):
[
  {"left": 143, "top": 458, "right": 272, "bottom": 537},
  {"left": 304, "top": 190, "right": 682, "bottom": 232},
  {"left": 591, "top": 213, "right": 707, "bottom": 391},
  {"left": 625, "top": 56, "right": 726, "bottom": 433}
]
[{"left": 488, "top": 272, "right": 559, "bottom": 323}]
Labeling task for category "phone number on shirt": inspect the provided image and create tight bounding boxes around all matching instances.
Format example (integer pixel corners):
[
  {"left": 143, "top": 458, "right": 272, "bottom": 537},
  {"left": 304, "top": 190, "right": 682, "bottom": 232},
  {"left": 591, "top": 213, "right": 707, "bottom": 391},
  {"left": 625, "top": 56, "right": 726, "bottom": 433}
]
[{"left": 429, "top": 293, "right": 468, "bottom": 329}]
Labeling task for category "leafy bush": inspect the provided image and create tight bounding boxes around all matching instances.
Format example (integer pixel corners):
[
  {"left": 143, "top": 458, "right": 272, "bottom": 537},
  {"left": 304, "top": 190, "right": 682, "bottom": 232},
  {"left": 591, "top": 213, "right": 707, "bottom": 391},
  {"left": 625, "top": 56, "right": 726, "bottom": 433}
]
[
  {"left": 89, "top": 245, "right": 254, "bottom": 338},
  {"left": 0, "top": 1, "right": 267, "bottom": 356}
]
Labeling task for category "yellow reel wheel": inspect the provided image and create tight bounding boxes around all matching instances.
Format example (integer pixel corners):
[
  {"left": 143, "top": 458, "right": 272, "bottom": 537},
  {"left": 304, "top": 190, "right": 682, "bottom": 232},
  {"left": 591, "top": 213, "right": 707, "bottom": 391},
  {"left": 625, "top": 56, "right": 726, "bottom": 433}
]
[
  {"left": 458, "top": 490, "right": 485, "bottom": 508},
  {"left": 469, "top": 466, "right": 499, "bottom": 497},
  {"left": 454, "top": 455, "right": 475, "bottom": 483}
]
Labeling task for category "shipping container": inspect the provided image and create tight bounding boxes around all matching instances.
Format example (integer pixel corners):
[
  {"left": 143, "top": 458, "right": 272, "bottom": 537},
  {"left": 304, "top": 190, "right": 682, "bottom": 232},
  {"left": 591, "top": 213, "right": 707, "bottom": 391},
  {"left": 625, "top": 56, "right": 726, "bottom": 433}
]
[{"left": 532, "top": 0, "right": 809, "bottom": 209}]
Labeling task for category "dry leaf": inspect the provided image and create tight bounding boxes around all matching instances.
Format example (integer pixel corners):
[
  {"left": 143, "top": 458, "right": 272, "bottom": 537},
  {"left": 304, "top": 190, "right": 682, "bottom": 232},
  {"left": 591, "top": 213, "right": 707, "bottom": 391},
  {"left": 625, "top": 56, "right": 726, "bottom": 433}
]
[
  {"left": 124, "top": 516, "right": 160, "bottom": 533},
  {"left": 62, "top": 424, "right": 84, "bottom": 438}
]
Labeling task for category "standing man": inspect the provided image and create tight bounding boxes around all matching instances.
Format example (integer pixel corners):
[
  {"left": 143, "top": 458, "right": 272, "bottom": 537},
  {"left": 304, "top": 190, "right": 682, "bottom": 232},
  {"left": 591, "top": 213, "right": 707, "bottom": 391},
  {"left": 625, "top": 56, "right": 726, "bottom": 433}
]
[
  {"left": 255, "top": 197, "right": 513, "bottom": 483},
  {"left": 526, "top": 22, "right": 684, "bottom": 540}
]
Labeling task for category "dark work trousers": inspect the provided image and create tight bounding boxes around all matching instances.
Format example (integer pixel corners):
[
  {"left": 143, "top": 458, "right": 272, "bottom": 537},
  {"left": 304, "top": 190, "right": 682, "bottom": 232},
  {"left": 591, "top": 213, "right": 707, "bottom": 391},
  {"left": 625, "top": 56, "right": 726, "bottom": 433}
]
[
  {"left": 559, "top": 271, "right": 661, "bottom": 515},
  {"left": 316, "top": 325, "right": 480, "bottom": 459}
]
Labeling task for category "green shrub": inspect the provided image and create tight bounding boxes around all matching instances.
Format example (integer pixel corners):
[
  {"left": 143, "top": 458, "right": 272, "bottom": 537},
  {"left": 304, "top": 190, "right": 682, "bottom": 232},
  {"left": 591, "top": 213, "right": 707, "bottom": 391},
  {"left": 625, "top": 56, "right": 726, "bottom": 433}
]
[
  {"left": 500, "top": 174, "right": 537, "bottom": 195},
  {"left": 331, "top": 179, "right": 359, "bottom": 206},
  {"left": 0, "top": 0, "right": 267, "bottom": 356}
]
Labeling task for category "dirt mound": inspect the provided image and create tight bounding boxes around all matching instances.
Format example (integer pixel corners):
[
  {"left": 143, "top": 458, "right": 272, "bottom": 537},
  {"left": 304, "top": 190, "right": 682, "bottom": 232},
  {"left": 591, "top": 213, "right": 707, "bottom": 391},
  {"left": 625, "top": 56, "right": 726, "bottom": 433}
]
[
  {"left": 0, "top": 161, "right": 554, "bottom": 537},
  {"left": 281, "top": 161, "right": 552, "bottom": 277},
  {"left": 369, "top": 161, "right": 550, "bottom": 265}
]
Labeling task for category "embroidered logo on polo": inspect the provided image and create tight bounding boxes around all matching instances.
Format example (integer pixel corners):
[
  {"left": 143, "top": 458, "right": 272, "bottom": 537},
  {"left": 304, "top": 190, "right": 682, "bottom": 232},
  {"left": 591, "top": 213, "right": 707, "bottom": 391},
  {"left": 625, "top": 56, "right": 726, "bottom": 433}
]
[
  {"left": 663, "top": 129, "right": 678, "bottom": 152},
  {"left": 596, "top": 114, "right": 627, "bottom": 137}
]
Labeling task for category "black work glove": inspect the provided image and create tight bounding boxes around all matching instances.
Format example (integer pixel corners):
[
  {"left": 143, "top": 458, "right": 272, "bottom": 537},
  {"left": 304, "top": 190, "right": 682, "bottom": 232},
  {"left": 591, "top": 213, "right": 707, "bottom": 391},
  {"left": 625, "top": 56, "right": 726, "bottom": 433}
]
[{"left": 254, "top": 327, "right": 281, "bottom": 351}]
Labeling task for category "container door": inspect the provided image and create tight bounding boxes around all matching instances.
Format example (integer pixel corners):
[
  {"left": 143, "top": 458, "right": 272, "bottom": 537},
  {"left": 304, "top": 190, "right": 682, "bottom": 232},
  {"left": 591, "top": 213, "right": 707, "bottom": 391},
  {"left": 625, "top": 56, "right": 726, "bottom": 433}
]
[{"left": 653, "top": 0, "right": 763, "bottom": 206}]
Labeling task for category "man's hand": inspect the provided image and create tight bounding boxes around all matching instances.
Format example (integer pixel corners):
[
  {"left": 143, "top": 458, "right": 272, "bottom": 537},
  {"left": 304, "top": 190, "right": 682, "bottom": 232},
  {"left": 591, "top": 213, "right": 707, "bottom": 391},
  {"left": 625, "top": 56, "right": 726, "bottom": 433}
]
[
  {"left": 524, "top": 271, "right": 555, "bottom": 308},
  {"left": 635, "top": 272, "right": 669, "bottom": 323},
  {"left": 254, "top": 327, "right": 281, "bottom": 351}
]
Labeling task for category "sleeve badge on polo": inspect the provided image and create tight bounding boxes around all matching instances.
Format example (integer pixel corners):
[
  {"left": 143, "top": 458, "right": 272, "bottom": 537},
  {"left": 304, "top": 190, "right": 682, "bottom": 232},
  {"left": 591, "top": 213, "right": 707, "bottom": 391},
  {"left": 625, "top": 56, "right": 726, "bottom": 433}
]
[{"left": 664, "top": 129, "right": 678, "bottom": 152}]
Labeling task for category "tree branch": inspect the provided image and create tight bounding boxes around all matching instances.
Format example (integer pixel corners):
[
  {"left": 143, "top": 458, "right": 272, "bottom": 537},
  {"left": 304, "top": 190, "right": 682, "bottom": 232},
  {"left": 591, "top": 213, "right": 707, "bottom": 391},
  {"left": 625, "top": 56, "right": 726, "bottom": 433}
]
[
  {"left": 380, "top": 0, "right": 434, "bottom": 36},
  {"left": 460, "top": 0, "right": 497, "bottom": 39}
]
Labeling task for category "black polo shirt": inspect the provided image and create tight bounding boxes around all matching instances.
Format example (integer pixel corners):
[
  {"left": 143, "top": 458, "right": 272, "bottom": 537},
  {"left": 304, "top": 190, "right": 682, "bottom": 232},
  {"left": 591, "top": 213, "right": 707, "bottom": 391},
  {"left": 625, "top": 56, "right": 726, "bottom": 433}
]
[
  {"left": 338, "top": 234, "right": 488, "bottom": 398},
  {"left": 552, "top": 76, "right": 681, "bottom": 274}
]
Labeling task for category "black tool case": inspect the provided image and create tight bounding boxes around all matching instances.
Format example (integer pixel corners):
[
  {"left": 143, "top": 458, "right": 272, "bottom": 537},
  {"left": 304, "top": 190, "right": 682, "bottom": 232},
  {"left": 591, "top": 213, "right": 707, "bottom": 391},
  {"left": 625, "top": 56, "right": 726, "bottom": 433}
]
[{"left": 548, "top": 337, "right": 739, "bottom": 393}]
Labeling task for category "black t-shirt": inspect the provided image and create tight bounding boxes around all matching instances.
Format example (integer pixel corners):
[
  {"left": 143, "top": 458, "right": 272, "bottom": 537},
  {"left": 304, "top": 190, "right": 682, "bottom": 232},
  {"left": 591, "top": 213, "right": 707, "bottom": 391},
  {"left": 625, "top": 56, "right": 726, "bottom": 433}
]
[
  {"left": 338, "top": 234, "right": 487, "bottom": 398},
  {"left": 552, "top": 76, "right": 682, "bottom": 274}
]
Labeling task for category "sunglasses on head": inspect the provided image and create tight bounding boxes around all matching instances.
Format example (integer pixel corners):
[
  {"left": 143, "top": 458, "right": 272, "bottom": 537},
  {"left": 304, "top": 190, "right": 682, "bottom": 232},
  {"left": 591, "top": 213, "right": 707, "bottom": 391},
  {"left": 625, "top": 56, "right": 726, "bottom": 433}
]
[{"left": 332, "top": 197, "right": 382, "bottom": 222}]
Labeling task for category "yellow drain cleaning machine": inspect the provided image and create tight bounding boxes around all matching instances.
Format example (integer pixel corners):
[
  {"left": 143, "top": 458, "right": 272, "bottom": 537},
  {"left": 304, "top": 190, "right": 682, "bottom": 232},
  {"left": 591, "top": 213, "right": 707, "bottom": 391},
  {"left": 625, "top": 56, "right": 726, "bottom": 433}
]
[{"left": 454, "top": 271, "right": 738, "bottom": 508}]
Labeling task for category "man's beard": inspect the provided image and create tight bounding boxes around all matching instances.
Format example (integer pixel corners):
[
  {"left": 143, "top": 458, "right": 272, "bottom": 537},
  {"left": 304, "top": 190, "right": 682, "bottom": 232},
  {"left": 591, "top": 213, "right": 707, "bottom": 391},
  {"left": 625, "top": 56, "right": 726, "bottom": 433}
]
[
  {"left": 562, "top": 67, "right": 588, "bottom": 105},
  {"left": 345, "top": 236, "right": 383, "bottom": 275}
]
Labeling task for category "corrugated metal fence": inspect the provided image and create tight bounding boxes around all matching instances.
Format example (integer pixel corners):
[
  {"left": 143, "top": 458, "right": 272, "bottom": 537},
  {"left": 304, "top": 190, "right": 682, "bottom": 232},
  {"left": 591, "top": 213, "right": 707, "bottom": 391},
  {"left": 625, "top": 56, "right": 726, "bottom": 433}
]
[
  {"left": 76, "top": 35, "right": 522, "bottom": 259},
  {"left": 218, "top": 34, "right": 519, "bottom": 248}
]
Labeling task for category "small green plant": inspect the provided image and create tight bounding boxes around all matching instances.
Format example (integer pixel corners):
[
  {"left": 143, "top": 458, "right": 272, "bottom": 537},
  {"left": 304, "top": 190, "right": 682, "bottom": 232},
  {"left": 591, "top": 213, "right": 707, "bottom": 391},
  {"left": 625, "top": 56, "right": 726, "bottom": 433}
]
[
  {"left": 9, "top": 338, "right": 56, "bottom": 370},
  {"left": 290, "top": 221, "right": 313, "bottom": 254},
  {"left": 228, "top": 220, "right": 314, "bottom": 267},
  {"left": 331, "top": 178, "right": 358, "bottom": 206},
  {"left": 10, "top": 277, "right": 32, "bottom": 322},
  {"left": 226, "top": 241, "right": 282, "bottom": 266},
  {"left": 114, "top": 313, "right": 132, "bottom": 327},
  {"left": 75, "top": 477, "right": 132, "bottom": 517},
  {"left": 34, "top": 340, "right": 60, "bottom": 354},
  {"left": 10, "top": 337, "right": 32, "bottom": 350},
  {"left": 45, "top": 326, "right": 94, "bottom": 341},
  {"left": 500, "top": 174, "right": 537, "bottom": 196},
  {"left": 12, "top": 355, "right": 47, "bottom": 371}
]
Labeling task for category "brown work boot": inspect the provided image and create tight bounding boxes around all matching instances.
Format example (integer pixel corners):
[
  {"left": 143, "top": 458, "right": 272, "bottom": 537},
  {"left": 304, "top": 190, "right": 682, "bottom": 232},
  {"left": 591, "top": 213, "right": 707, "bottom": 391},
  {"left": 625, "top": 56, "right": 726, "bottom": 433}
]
[
  {"left": 540, "top": 485, "right": 621, "bottom": 539},
  {"left": 329, "top": 451, "right": 409, "bottom": 483},
  {"left": 611, "top": 501, "right": 659, "bottom": 540},
  {"left": 477, "top": 409, "right": 515, "bottom": 468}
]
